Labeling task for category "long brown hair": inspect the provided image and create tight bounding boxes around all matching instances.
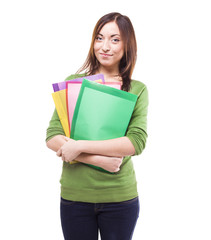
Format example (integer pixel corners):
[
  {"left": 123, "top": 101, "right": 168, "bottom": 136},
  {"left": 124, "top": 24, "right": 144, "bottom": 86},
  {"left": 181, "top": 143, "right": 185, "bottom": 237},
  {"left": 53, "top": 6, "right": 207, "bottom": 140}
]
[{"left": 77, "top": 12, "right": 137, "bottom": 92}]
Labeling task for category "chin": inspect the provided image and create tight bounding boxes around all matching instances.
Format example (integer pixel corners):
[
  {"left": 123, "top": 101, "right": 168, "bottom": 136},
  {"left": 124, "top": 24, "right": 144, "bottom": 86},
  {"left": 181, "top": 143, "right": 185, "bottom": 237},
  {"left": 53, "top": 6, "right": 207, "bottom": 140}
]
[{"left": 98, "top": 60, "right": 115, "bottom": 67}]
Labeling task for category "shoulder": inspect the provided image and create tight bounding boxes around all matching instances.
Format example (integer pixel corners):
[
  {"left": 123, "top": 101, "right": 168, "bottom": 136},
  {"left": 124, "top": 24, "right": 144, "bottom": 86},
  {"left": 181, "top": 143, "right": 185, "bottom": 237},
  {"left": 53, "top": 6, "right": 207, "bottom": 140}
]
[
  {"left": 130, "top": 79, "right": 148, "bottom": 97},
  {"left": 65, "top": 73, "right": 86, "bottom": 81}
]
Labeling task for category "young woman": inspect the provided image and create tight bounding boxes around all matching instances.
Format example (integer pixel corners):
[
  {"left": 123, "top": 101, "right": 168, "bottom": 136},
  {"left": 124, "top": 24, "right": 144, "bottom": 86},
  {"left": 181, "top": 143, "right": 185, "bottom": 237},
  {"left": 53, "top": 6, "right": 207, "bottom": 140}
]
[{"left": 46, "top": 12, "right": 148, "bottom": 240}]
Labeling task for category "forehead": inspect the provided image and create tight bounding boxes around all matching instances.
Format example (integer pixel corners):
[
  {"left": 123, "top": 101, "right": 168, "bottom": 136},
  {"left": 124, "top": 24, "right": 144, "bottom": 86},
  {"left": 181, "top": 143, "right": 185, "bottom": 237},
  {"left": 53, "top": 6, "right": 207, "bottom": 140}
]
[{"left": 99, "top": 21, "right": 121, "bottom": 36}]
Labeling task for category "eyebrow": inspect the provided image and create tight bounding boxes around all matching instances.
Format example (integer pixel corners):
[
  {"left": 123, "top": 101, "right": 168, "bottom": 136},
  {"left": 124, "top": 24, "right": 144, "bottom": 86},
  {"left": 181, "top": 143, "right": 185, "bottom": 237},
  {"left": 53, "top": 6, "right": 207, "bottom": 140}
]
[{"left": 97, "top": 33, "right": 121, "bottom": 37}]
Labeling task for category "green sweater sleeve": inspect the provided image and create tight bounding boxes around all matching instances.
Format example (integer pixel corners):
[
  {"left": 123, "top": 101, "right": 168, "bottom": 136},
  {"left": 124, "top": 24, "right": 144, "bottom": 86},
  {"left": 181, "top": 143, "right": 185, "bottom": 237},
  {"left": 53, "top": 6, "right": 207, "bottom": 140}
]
[
  {"left": 46, "top": 108, "right": 65, "bottom": 142},
  {"left": 126, "top": 83, "right": 149, "bottom": 156}
]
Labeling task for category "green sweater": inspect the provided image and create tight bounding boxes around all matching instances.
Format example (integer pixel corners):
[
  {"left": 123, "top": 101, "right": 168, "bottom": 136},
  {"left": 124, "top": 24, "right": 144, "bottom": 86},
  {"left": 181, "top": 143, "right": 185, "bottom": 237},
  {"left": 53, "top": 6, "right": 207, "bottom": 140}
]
[{"left": 46, "top": 74, "right": 148, "bottom": 203}]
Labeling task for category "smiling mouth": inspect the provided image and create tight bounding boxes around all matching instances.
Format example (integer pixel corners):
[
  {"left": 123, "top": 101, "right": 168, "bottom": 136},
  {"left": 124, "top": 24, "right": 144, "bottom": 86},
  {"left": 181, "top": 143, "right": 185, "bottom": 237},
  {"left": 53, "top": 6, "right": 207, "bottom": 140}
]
[{"left": 100, "top": 53, "right": 113, "bottom": 57}]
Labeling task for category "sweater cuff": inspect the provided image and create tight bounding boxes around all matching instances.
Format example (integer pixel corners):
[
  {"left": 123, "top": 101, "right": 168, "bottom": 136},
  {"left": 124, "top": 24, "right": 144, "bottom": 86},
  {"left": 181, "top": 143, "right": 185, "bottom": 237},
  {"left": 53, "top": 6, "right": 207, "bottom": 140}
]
[
  {"left": 46, "top": 129, "right": 65, "bottom": 142},
  {"left": 126, "top": 130, "right": 147, "bottom": 156},
  {"left": 126, "top": 135, "right": 140, "bottom": 156}
]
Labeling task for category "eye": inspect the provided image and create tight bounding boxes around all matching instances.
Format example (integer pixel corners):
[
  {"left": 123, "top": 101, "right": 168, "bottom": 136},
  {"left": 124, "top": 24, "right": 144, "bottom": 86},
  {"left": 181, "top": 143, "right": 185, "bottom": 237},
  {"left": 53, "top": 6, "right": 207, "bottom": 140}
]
[
  {"left": 112, "top": 38, "right": 120, "bottom": 43},
  {"left": 96, "top": 36, "right": 103, "bottom": 41}
]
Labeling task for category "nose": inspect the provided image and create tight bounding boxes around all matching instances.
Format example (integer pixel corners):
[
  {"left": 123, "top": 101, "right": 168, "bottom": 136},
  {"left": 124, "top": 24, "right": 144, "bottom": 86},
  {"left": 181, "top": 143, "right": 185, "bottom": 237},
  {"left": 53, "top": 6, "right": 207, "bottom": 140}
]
[{"left": 102, "top": 39, "right": 110, "bottom": 52}]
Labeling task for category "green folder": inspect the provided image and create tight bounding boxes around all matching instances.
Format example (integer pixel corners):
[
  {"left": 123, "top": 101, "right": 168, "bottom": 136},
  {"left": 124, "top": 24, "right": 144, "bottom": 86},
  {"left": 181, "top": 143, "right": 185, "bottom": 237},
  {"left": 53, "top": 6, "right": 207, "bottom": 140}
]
[{"left": 71, "top": 79, "right": 138, "bottom": 173}]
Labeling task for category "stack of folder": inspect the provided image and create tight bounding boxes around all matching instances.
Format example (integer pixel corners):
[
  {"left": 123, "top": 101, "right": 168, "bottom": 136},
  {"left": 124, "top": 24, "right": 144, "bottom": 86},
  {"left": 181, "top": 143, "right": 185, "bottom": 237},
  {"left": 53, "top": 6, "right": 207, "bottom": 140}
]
[{"left": 51, "top": 74, "right": 138, "bottom": 173}]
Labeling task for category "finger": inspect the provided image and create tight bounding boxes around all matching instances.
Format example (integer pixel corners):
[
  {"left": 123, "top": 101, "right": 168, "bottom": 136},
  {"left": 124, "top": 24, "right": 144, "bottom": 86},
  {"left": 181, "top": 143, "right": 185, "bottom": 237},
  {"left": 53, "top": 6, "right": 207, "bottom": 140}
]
[
  {"left": 64, "top": 137, "right": 70, "bottom": 141},
  {"left": 56, "top": 148, "right": 62, "bottom": 157},
  {"left": 62, "top": 154, "right": 65, "bottom": 162}
]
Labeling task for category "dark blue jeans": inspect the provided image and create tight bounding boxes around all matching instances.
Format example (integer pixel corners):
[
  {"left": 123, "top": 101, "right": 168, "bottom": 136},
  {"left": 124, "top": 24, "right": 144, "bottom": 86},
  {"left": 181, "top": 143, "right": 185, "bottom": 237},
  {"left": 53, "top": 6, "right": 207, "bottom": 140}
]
[{"left": 60, "top": 197, "right": 140, "bottom": 240}]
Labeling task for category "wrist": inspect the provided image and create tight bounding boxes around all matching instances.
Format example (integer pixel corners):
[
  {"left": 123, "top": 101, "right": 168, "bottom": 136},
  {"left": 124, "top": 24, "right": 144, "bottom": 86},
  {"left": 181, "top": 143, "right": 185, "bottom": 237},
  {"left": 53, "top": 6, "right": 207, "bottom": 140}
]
[
  {"left": 77, "top": 140, "right": 86, "bottom": 153},
  {"left": 92, "top": 154, "right": 103, "bottom": 167}
]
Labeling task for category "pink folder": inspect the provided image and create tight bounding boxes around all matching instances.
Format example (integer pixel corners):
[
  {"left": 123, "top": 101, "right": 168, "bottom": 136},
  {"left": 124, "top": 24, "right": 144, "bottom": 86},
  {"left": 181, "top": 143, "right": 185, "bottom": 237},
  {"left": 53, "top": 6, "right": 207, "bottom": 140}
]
[{"left": 66, "top": 80, "right": 121, "bottom": 136}]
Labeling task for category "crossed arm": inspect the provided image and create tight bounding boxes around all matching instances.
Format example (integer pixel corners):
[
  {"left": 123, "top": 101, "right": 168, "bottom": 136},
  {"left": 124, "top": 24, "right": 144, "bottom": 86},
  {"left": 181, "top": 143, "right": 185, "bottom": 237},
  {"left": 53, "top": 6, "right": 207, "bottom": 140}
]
[{"left": 46, "top": 135, "right": 135, "bottom": 172}]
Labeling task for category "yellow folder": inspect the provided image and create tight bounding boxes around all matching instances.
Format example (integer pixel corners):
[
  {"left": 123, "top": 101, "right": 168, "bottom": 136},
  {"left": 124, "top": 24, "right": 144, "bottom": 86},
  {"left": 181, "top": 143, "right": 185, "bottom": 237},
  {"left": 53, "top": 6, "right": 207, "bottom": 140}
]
[{"left": 52, "top": 89, "right": 69, "bottom": 137}]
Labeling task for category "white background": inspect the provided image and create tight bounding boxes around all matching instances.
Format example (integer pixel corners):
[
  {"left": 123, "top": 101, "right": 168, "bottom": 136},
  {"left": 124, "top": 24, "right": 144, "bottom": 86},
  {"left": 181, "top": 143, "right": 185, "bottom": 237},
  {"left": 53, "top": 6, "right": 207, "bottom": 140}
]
[{"left": 0, "top": 0, "right": 211, "bottom": 239}]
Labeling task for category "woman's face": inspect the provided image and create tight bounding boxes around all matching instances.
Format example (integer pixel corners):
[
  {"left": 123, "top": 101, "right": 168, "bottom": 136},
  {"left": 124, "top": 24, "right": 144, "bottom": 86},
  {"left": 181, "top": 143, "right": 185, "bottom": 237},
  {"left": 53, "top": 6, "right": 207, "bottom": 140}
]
[{"left": 94, "top": 21, "right": 124, "bottom": 71}]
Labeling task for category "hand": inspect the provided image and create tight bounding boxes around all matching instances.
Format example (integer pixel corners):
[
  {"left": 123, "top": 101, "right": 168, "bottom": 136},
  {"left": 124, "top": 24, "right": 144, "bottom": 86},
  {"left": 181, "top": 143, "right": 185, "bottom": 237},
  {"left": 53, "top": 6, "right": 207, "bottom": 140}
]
[
  {"left": 56, "top": 138, "right": 81, "bottom": 163},
  {"left": 98, "top": 156, "right": 123, "bottom": 173}
]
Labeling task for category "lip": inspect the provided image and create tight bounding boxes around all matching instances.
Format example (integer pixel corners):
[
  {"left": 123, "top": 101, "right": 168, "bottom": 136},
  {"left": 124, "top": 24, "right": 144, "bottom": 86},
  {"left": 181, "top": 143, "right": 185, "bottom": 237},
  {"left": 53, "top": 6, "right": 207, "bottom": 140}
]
[{"left": 100, "top": 53, "right": 113, "bottom": 57}]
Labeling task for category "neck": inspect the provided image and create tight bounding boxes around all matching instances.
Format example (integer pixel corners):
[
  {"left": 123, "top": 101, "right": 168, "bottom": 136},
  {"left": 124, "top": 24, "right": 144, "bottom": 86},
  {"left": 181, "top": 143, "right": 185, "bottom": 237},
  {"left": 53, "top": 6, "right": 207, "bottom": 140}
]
[{"left": 96, "top": 66, "right": 122, "bottom": 83}]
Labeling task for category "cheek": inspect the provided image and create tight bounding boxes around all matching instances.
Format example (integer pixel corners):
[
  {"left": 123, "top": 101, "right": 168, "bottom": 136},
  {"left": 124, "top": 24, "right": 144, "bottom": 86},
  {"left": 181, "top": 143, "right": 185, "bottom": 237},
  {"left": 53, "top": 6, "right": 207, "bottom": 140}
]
[
  {"left": 114, "top": 45, "right": 124, "bottom": 57},
  {"left": 115, "top": 49, "right": 124, "bottom": 60},
  {"left": 94, "top": 42, "right": 100, "bottom": 53}
]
